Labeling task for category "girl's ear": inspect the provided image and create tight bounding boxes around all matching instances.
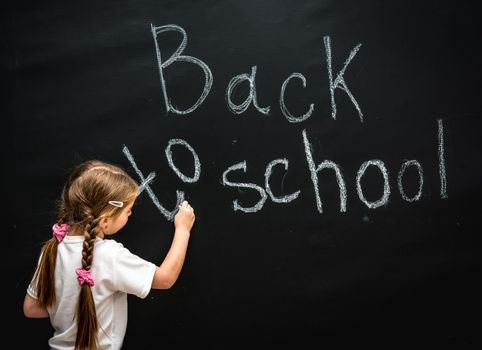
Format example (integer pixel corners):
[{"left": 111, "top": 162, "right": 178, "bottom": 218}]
[{"left": 99, "top": 217, "right": 109, "bottom": 233}]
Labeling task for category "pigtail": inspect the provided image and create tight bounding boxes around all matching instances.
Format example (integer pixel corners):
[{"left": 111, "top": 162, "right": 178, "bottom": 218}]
[
  {"left": 75, "top": 215, "right": 100, "bottom": 350},
  {"left": 34, "top": 189, "right": 71, "bottom": 308},
  {"left": 35, "top": 237, "right": 60, "bottom": 308}
]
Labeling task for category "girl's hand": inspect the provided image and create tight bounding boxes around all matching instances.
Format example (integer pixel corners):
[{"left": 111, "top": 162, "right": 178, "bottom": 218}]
[{"left": 174, "top": 200, "right": 195, "bottom": 233}]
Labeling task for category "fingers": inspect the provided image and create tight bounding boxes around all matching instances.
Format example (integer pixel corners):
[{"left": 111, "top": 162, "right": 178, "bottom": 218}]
[
  {"left": 174, "top": 201, "right": 195, "bottom": 230},
  {"left": 178, "top": 200, "right": 194, "bottom": 212}
]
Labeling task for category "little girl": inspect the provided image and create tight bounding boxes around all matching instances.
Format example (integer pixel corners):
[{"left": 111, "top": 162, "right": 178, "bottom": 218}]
[{"left": 23, "top": 159, "right": 195, "bottom": 350}]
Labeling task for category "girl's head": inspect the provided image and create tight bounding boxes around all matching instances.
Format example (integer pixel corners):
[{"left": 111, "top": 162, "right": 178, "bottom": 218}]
[
  {"left": 58, "top": 160, "right": 139, "bottom": 235},
  {"left": 35, "top": 160, "right": 138, "bottom": 350}
]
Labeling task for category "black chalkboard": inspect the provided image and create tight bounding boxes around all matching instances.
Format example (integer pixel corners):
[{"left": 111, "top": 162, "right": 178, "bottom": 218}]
[{"left": 7, "top": 0, "right": 482, "bottom": 347}]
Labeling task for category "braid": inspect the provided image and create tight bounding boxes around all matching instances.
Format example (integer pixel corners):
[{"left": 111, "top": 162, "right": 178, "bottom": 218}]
[
  {"left": 81, "top": 215, "right": 101, "bottom": 270},
  {"left": 75, "top": 214, "right": 100, "bottom": 350}
]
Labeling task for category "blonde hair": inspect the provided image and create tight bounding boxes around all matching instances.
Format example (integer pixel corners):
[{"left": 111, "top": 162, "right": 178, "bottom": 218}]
[{"left": 34, "top": 160, "right": 138, "bottom": 350}]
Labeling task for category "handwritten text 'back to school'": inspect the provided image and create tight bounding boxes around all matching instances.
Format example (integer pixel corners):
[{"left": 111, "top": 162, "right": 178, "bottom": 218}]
[{"left": 122, "top": 24, "right": 448, "bottom": 221}]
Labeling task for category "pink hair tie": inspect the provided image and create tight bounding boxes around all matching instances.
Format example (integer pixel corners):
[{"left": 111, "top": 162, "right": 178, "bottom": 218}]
[
  {"left": 52, "top": 223, "right": 69, "bottom": 242},
  {"left": 76, "top": 268, "right": 95, "bottom": 286}
]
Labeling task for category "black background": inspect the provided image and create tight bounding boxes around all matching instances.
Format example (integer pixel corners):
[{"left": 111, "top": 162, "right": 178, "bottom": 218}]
[{"left": 5, "top": 0, "right": 482, "bottom": 347}]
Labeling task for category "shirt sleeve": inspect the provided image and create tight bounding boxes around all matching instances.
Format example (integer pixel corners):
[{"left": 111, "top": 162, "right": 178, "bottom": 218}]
[
  {"left": 27, "top": 276, "right": 39, "bottom": 299},
  {"left": 112, "top": 244, "right": 157, "bottom": 299},
  {"left": 26, "top": 254, "right": 43, "bottom": 300}
]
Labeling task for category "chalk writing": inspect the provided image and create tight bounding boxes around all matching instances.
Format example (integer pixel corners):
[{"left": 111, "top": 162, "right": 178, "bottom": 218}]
[
  {"left": 264, "top": 159, "right": 300, "bottom": 203},
  {"left": 222, "top": 161, "right": 268, "bottom": 213},
  {"left": 125, "top": 26, "right": 451, "bottom": 218},
  {"left": 303, "top": 129, "right": 347, "bottom": 213},
  {"left": 226, "top": 66, "right": 270, "bottom": 115},
  {"left": 151, "top": 24, "right": 213, "bottom": 115},
  {"left": 323, "top": 36, "right": 363, "bottom": 122},
  {"left": 165, "top": 138, "right": 201, "bottom": 183},
  {"left": 356, "top": 160, "right": 391, "bottom": 209},
  {"left": 123, "top": 119, "right": 447, "bottom": 217},
  {"left": 123, "top": 145, "right": 183, "bottom": 221},
  {"left": 397, "top": 160, "right": 423, "bottom": 202},
  {"left": 151, "top": 25, "right": 363, "bottom": 121},
  {"left": 438, "top": 119, "right": 448, "bottom": 199},
  {"left": 280, "top": 73, "right": 314, "bottom": 123}
]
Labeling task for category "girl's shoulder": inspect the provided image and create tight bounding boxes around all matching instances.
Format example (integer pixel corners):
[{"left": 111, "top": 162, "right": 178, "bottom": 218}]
[
  {"left": 96, "top": 238, "right": 150, "bottom": 269},
  {"left": 93, "top": 239, "right": 132, "bottom": 267},
  {"left": 96, "top": 238, "right": 138, "bottom": 259},
  {"left": 97, "top": 238, "right": 125, "bottom": 251}
]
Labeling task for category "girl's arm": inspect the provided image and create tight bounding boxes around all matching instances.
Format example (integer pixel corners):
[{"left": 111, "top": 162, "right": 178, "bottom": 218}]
[
  {"left": 23, "top": 294, "right": 49, "bottom": 318},
  {"left": 151, "top": 201, "right": 195, "bottom": 290}
]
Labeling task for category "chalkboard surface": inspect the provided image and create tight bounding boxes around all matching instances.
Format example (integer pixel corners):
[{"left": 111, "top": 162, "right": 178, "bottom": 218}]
[{"left": 7, "top": 0, "right": 482, "bottom": 347}]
